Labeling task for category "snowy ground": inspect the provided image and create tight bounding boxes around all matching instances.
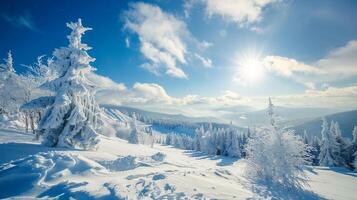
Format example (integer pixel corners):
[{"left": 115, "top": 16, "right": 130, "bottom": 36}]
[{"left": 0, "top": 128, "right": 356, "bottom": 199}]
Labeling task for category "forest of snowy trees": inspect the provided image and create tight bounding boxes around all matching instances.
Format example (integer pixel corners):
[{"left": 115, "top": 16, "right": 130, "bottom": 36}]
[
  {"left": 160, "top": 115, "right": 357, "bottom": 170},
  {"left": 1, "top": 18, "right": 357, "bottom": 181}
]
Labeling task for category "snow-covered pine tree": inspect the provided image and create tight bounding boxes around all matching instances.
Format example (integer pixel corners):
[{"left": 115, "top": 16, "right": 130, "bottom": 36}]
[
  {"left": 353, "top": 126, "right": 357, "bottom": 144},
  {"left": 245, "top": 98, "right": 310, "bottom": 188},
  {"left": 319, "top": 118, "right": 340, "bottom": 166},
  {"left": 4, "top": 51, "right": 15, "bottom": 73},
  {"left": 0, "top": 51, "right": 28, "bottom": 115},
  {"left": 348, "top": 126, "right": 357, "bottom": 169},
  {"left": 194, "top": 126, "right": 204, "bottom": 151},
  {"left": 311, "top": 136, "right": 321, "bottom": 166},
  {"left": 303, "top": 130, "right": 309, "bottom": 144},
  {"left": 332, "top": 121, "right": 349, "bottom": 167},
  {"left": 38, "top": 19, "right": 101, "bottom": 150},
  {"left": 128, "top": 112, "right": 140, "bottom": 144},
  {"left": 148, "top": 127, "right": 154, "bottom": 148},
  {"left": 227, "top": 131, "right": 241, "bottom": 157},
  {"left": 267, "top": 97, "right": 276, "bottom": 129}
]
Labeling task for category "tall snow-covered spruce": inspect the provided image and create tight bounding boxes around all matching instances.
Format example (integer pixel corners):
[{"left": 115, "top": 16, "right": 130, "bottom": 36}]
[
  {"left": 38, "top": 19, "right": 101, "bottom": 150},
  {"left": 245, "top": 98, "right": 311, "bottom": 188},
  {"left": 128, "top": 112, "right": 140, "bottom": 144},
  {"left": 318, "top": 118, "right": 341, "bottom": 167}
]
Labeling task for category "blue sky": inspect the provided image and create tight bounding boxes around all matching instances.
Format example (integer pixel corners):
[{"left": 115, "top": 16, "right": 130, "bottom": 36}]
[{"left": 1, "top": 0, "right": 357, "bottom": 117}]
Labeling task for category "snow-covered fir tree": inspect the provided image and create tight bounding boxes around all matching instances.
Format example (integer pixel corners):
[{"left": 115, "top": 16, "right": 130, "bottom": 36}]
[
  {"left": 226, "top": 130, "right": 241, "bottom": 157},
  {"left": 319, "top": 118, "right": 341, "bottom": 166},
  {"left": 38, "top": 19, "right": 101, "bottom": 150},
  {"left": 128, "top": 112, "right": 140, "bottom": 144},
  {"left": 245, "top": 98, "right": 310, "bottom": 188},
  {"left": 311, "top": 136, "right": 321, "bottom": 166},
  {"left": 267, "top": 97, "right": 276, "bottom": 128},
  {"left": 348, "top": 126, "right": 357, "bottom": 169},
  {"left": 4, "top": 51, "right": 15, "bottom": 73},
  {"left": 0, "top": 51, "right": 29, "bottom": 114},
  {"left": 353, "top": 126, "right": 357, "bottom": 144},
  {"left": 303, "top": 130, "right": 309, "bottom": 144},
  {"left": 332, "top": 121, "right": 349, "bottom": 167},
  {"left": 194, "top": 126, "right": 204, "bottom": 151}
]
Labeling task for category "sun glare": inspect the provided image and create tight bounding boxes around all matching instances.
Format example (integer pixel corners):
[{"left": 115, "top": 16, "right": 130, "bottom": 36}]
[{"left": 234, "top": 53, "right": 265, "bottom": 85}]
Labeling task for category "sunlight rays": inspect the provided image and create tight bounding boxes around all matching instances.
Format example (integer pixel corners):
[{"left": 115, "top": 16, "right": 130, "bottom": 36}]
[{"left": 233, "top": 51, "right": 265, "bottom": 86}]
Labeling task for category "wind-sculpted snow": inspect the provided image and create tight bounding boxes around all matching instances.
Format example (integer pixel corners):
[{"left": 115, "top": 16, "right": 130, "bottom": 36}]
[
  {"left": 100, "top": 152, "right": 166, "bottom": 172},
  {"left": 0, "top": 151, "right": 107, "bottom": 199},
  {"left": 0, "top": 148, "right": 201, "bottom": 199}
]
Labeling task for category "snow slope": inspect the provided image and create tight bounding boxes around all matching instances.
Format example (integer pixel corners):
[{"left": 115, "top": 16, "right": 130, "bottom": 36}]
[{"left": 0, "top": 129, "right": 357, "bottom": 199}]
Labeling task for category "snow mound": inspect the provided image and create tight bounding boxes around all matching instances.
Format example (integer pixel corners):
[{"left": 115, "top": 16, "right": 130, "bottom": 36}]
[
  {"left": 100, "top": 152, "right": 167, "bottom": 172},
  {"left": 100, "top": 155, "right": 138, "bottom": 171},
  {"left": 0, "top": 151, "right": 107, "bottom": 199}
]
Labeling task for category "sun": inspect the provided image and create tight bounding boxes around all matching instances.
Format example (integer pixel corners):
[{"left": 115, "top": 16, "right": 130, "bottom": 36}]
[{"left": 234, "top": 53, "right": 265, "bottom": 85}]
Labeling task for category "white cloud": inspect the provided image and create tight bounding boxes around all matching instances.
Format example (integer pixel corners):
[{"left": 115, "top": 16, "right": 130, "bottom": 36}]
[
  {"left": 261, "top": 40, "right": 357, "bottom": 87},
  {"left": 275, "top": 86, "right": 357, "bottom": 109},
  {"left": 186, "top": 0, "right": 279, "bottom": 26},
  {"left": 88, "top": 73, "right": 126, "bottom": 92},
  {"left": 263, "top": 56, "right": 323, "bottom": 77},
  {"left": 90, "top": 72, "right": 356, "bottom": 118},
  {"left": 2, "top": 12, "right": 38, "bottom": 31},
  {"left": 124, "top": 2, "right": 211, "bottom": 79},
  {"left": 194, "top": 53, "right": 212, "bottom": 68},
  {"left": 317, "top": 40, "right": 357, "bottom": 77},
  {"left": 262, "top": 56, "right": 323, "bottom": 88},
  {"left": 90, "top": 72, "right": 255, "bottom": 116},
  {"left": 132, "top": 82, "right": 172, "bottom": 104}
]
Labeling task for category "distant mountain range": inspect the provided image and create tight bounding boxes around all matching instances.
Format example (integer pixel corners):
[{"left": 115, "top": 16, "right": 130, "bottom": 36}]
[
  {"left": 101, "top": 104, "right": 225, "bottom": 124},
  {"left": 100, "top": 104, "right": 241, "bottom": 136},
  {"left": 291, "top": 109, "right": 357, "bottom": 139},
  {"left": 225, "top": 106, "right": 341, "bottom": 127},
  {"left": 100, "top": 104, "right": 356, "bottom": 139}
]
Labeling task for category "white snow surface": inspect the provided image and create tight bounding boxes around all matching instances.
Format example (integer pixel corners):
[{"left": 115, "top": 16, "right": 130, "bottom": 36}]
[{"left": 0, "top": 129, "right": 356, "bottom": 199}]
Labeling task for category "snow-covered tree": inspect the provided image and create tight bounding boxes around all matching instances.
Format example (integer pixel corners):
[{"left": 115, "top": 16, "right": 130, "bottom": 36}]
[
  {"left": 148, "top": 128, "right": 154, "bottom": 148},
  {"left": 319, "top": 118, "right": 341, "bottom": 167},
  {"left": 348, "top": 126, "right": 357, "bottom": 169},
  {"left": 128, "top": 112, "right": 140, "bottom": 144},
  {"left": 38, "top": 19, "right": 101, "bottom": 150},
  {"left": 332, "top": 121, "right": 350, "bottom": 167},
  {"left": 0, "top": 51, "right": 28, "bottom": 115},
  {"left": 19, "top": 56, "right": 57, "bottom": 133},
  {"left": 311, "top": 136, "right": 321, "bottom": 166},
  {"left": 2, "top": 51, "right": 15, "bottom": 73},
  {"left": 351, "top": 126, "right": 357, "bottom": 143},
  {"left": 267, "top": 97, "right": 276, "bottom": 128},
  {"left": 226, "top": 131, "right": 241, "bottom": 157},
  {"left": 245, "top": 98, "right": 310, "bottom": 188},
  {"left": 303, "top": 130, "right": 309, "bottom": 144},
  {"left": 194, "top": 126, "right": 204, "bottom": 151}
]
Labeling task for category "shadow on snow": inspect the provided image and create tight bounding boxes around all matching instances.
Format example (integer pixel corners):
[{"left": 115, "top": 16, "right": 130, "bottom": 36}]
[
  {"left": 243, "top": 178, "right": 326, "bottom": 200},
  {"left": 183, "top": 150, "right": 239, "bottom": 166}
]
